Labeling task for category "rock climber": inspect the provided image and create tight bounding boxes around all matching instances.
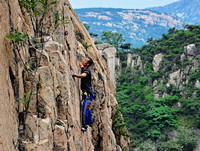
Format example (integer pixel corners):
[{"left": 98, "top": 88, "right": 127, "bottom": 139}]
[{"left": 71, "top": 57, "right": 94, "bottom": 132}]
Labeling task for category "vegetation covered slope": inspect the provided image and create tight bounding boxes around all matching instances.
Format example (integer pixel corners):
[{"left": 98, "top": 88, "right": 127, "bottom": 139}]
[
  {"left": 116, "top": 25, "right": 200, "bottom": 150},
  {"left": 75, "top": 8, "right": 188, "bottom": 48}
]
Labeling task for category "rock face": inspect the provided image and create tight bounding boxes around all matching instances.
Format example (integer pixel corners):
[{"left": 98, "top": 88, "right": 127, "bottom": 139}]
[
  {"left": 96, "top": 43, "right": 117, "bottom": 83},
  {"left": 153, "top": 53, "right": 163, "bottom": 72},
  {"left": 166, "top": 44, "right": 200, "bottom": 89},
  {"left": 126, "top": 53, "right": 143, "bottom": 70},
  {"left": 0, "top": 0, "right": 129, "bottom": 151},
  {"left": 168, "top": 69, "right": 181, "bottom": 86}
]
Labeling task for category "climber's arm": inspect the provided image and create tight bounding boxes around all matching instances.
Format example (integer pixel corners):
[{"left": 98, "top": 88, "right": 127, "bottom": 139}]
[
  {"left": 79, "top": 61, "right": 83, "bottom": 68},
  {"left": 72, "top": 72, "right": 87, "bottom": 78}
]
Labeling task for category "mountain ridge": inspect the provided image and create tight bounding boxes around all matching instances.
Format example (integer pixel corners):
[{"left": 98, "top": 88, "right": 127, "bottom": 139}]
[
  {"left": 75, "top": 8, "right": 190, "bottom": 47},
  {"left": 149, "top": 0, "right": 200, "bottom": 24}
]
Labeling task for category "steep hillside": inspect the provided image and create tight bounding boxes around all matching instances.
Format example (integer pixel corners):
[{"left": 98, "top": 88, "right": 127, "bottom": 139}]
[
  {"left": 0, "top": 0, "right": 129, "bottom": 150},
  {"left": 116, "top": 25, "right": 200, "bottom": 150},
  {"left": 75, "top": 8, "right": 188, "bottom": 47},
  {"left": 149, "top": 0, "right": 200, "bottom": 25}
]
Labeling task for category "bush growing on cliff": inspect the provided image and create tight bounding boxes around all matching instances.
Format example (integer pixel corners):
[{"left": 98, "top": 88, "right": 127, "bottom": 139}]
[
  {"left": 83, "top": 23, "right": 90, "bottom": 30},
  {"left": 112, "top": 107, "right": 129, "bottom": 137},
  {"left": 6, "top": 32, "right": 28, "bottom": 46}
]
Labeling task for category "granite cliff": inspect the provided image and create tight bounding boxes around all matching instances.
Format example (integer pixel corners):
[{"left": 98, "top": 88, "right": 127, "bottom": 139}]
[{"left": 0, "top": 0, "right": 129, "bottom": 150}]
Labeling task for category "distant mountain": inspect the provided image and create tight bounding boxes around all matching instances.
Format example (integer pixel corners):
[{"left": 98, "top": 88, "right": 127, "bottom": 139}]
[
  {"left": 75, "top": 8, "right": 189, "bottom": 47},
  {"left": 149, "top": 0, "right": 200, "bottom": 25}
]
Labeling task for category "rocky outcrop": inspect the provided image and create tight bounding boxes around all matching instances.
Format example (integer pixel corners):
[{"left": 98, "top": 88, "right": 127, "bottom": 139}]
[
  {"left": 167, "top": 69, "right": 181, "bottom": 87},
  {"left": 0, "top": 0, "right": 129, "bottom": 150},
  {"left": 166, "top": 44, "right": 200, "bottom": 89},
  {"left": 153, "top": 53, "right": 163, "bottom": 72},
  {"left": 126, "top": 53, "right": 143, "bottom": 70},
  {"left": 96, "top": 43, "right": 117, "bottom": 83}
]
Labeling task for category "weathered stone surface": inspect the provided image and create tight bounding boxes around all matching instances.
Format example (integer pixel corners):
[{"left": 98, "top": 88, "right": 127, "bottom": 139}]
[
  {"left": 153, "top": 53, "right": 163, "bottom": 72},
  {"left": 115, "top": 57, "right": 120, "bottom": 67},
  {"left": 96, "top": 43, "right": 112, "bottom": 52},
  {"left": 54, "top": 125, "right": 68, "bottom": 150},
  {"left": 0, "top": 0, "right": 26, "bottom": 150},
  {"left": 127, "top": 53, "right": 133, "bottom": 67},
  {"left": 126, "top": 54, "right": 142, "bottom": 69},
  {"left": 194, "top": 129, "right": 200, "bottom": 151},
  {"left": 0, "top": 0, "right": 129, "bottom": 151},
  {"left": 184, "top": 44, "right": 197, "bottom": 56},
  {"left": 103, "top": 47, "right": 116, "bottom": 82},
  {"left": 168, "top": 70, "right": 181, "bottom": 86},
  {"left": 96, "top": 43, "right": 117, "bottom": 83},
  {"left": 195, "top": 80, "right": 200, "bottom": 88},
  {"left": 137, "top": 56, "right": 143, "bottom": 70}
]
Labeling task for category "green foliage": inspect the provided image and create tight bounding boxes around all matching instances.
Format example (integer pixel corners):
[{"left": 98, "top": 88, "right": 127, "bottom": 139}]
[
  {"left": 120, "top": 43, "right": 131, "bottom": 50},
  {"left": 117, "top": 69, "right": 178, "bottom": 145},
  {"left": 146, "top": 103, "right": 177, "bottom": 139},
  {"left": 112, "top": 107, "right": 129, "bottom": 149},
  {"left": 135, "top": 140, "right": 156, "bottom": 151},
  {"left": 157, "top": 140, "right": 183, "bottom": 151},
  {"left": 94, "top": 40, "right": 102, "bottom": 44},
  {"left": 54, "top": 11, "right": 60, "bottom": 25},
  {"left": 138, "top": 76, "right": 149, "bottom": 85},
  {"left": 83, "top": 23, "right": 90, "bottom": 30},
  {"left": 20, "top": 0, "right": 58, "bottom": 37},
  {"left": 177, "top": 128, "right": 198, "bottom": 151},
  {"left": 121, "top": 60, "right": 127, "bottom": 68},
  {"left": 19, "top": 93, "right": 32, "bottom": 112},
  {"left": 20, "top": 0, "right": 57, "bottom": 15},
  {"left": 136, "top": 25, "right": 200, "bottom": 68},
  {"left": 180, "top": 61, "right": 194, "bottom": 69},
  {"left": 101, "top": 30, "right": 125, "bottom": 49},
  {"left": 82, "top": 41, "right": 92, "bottom": 50},
  {"left": 7, "top": 32, "right": 28, "bottom": 46},
  {"left": 19, "top": 93, "right": 31, "bottom": 104},
  {"left": 179, "top": 98, "right": 200, "bottom": 128},
  {"left": 116, "top": 25, "right": 200, "bottom": 150},
  {"left": 189, "top": 70, "right": 200, "bottom": 81},
  {"left": 89, "top": 32, "right": 98, "bottom": 37},
  {"left": 122, "top": 147, "right": 128, "bottom": 151}
]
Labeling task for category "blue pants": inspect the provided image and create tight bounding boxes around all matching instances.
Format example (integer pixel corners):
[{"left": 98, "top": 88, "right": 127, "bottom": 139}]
[{"left": 82, "top": 92, "right": 93, "bottom": 128}]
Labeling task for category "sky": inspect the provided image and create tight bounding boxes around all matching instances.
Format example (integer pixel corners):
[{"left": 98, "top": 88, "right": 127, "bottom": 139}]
[{"left": 69, "top": 0, "right": 180, "bottom": 9}]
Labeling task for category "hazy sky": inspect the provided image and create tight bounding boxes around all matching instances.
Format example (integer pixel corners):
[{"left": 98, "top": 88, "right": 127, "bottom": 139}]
[{"left": 69, "top": 0, "right": 180, "bottom": 9}]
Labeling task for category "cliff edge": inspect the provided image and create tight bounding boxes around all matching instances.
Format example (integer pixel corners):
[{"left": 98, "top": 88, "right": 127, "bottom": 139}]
[{"left": 0, "top": 0, "right": 129, "bottom": 150}]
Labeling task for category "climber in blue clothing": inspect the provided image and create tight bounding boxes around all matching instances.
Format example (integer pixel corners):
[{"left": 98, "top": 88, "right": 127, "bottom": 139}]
[{"left": 71, "top": 57, "right": 94, "bottom": 132}]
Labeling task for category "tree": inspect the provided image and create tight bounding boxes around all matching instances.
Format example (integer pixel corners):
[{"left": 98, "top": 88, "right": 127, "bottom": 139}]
[
  {"left": 120, "top": 43, "right": 131, "bottom": 50},
  {"left": 90, "top": 32, "right": 98, "bottom": 38},
  {"left": 101, "top": 31, "right": 124, "bottom": 49},
  {"left": 83, "top": 23, "right": 90, "bottom": 31}
]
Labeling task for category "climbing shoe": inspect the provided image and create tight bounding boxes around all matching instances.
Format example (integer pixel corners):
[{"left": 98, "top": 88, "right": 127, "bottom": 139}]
[
  {"left": 81, "top": 127, "right": 87, "bottom": 132},
  {"left": 81, "top": 125, "right": 88, "bottom": 132},
  {"left": 88, "top": 123, "right": 93, "bottom": 127},
  {"left": 88, "top": 120, "right": 93, "bottom": 127}
]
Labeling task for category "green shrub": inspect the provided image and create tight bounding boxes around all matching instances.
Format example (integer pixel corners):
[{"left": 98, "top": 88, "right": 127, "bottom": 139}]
[
  {"left": 7, "top": 32, "right": 28, "bottom": 46},
  {"left": 116, "top": 25, "right": 200, "bottom": 150},
  {"left": 177, "top": 128, "right": 198, "bottom": 151},
  {"left": 135, "top": 140, "right": 156, "bottom": 151},
  {"left": 157, "top": 140, "right": 183, "bottom": 151}
]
